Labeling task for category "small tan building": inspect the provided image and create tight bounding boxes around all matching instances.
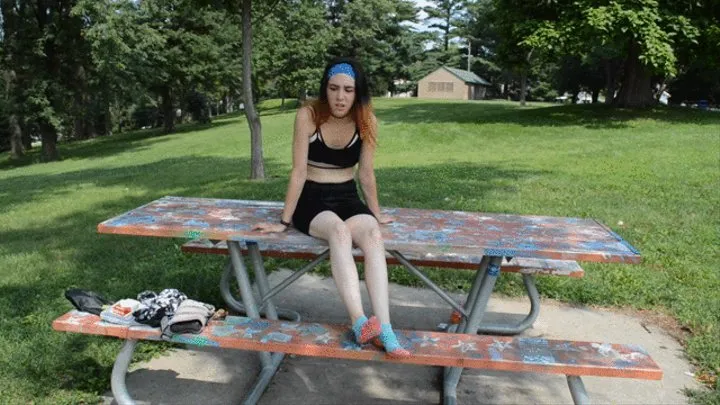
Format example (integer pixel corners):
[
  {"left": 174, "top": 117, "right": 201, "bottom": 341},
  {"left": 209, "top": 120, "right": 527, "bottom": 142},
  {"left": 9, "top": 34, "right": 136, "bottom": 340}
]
[{"left": 417, "top": 66, "right": 490, "bottom": 100}]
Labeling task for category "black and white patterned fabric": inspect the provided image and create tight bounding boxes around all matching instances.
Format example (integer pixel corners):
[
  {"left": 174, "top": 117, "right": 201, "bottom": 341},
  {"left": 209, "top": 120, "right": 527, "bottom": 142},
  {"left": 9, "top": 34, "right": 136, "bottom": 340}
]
[{"left": 132, "top": 288, "right": 187, "bottom": 327}]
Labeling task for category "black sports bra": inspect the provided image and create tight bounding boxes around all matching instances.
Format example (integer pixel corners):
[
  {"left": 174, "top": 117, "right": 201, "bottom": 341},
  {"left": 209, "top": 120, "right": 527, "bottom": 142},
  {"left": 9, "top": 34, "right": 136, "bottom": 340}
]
[{"left": 307, "top": 127, "right": 362, "bottom": 169}]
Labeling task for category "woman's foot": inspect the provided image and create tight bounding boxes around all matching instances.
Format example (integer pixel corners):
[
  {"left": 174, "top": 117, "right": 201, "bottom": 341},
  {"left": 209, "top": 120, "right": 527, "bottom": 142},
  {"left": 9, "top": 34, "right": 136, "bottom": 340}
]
[
  {"left": 352, "top": 315, "right": 381, "bottom": 344},
  {"left": 372, "top": 323, "right": 411, "bottom": 359}
]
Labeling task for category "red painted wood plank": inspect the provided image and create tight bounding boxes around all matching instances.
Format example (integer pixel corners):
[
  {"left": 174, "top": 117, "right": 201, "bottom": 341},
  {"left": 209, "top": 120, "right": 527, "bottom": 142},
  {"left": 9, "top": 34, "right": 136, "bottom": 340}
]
[
  {"left": 53, "top": 311, "right": 661, "bottom": 380},
  {"left": 97, "top": 197, "right": 641, "bottom": 264},
  {"left": 180, "top": 239, "right": 585, "bottom": 277}
]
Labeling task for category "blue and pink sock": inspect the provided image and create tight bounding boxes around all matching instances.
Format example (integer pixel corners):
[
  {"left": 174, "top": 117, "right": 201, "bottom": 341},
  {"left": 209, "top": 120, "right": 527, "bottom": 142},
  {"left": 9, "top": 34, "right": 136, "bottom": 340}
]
[
  {"left": 374, "top": 323, "right": 411, "bottom": 358},
  {"left": 352, "top": 315, "right": 380, "bottom": 344}
]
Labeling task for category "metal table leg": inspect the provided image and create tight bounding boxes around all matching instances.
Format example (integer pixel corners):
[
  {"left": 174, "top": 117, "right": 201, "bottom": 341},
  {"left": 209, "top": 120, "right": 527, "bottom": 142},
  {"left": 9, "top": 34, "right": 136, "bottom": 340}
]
[
  {"left": 227, "top": 241, "right": 282, "bottom": 405},
  {"left": 248, "top": 242, "right": 278, "bottom": 321},
  {"left": 567, "top": 375, "right": 590, "bottom": 405},
  {"left": 220, "top": 251, "right": 331, "bottom": 322},
  {"left": 111, "top": 340, "right": 138, "bottom": 405},
  {"left": 443, "top": 256, "right": 503, "bottom": 405},
  {"left": 476, "top": 274, "right": 540, "bottom": 335}
]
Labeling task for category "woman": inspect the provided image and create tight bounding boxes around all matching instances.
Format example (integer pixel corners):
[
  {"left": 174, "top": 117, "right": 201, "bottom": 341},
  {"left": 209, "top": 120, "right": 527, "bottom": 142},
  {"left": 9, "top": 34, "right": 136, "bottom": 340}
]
[{"left": 253, "top": 57, "right": 409, "bottom": 358}]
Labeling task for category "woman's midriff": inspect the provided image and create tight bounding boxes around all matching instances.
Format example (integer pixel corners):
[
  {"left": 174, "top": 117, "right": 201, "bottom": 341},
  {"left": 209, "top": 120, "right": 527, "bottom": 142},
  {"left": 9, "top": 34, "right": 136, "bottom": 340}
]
[{"left": 306, "top": 165, "right": 355, "bottom": 184}]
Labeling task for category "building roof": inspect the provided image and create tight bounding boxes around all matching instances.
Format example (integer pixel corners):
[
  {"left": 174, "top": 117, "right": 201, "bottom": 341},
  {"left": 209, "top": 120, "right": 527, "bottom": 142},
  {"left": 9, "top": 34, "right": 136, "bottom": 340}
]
[{"left": 442, "top": 66, "right": 491, "bottom": 86}]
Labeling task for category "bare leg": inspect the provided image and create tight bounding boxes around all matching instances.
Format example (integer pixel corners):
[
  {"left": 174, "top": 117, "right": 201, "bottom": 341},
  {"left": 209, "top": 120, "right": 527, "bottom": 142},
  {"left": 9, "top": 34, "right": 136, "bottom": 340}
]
[
  {"left": 309, "top": 211, "right": 365, "bottom": 324},
  {"left": 345, "top": 214, "right": 391, "bottom": 324},
  {"left": 346, "top": 214, "right": 410, "bottom": 357}
]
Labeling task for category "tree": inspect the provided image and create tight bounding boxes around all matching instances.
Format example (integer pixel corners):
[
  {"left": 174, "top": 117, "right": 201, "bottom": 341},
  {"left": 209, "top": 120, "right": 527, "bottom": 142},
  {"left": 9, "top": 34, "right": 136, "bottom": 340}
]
[
  {"left": 327, "top": 0, "right": 421, "bottom": 95},
  {"left": 491, "top": 0, "right": 560, "bottom": 105},
  {"left": 77, "top": 0, "right": 242, "bottom": 134},
  {"left": 517, "top": 0, "right": 701, "bottom": 107},
  {"left": 459, "top": 0, "right": 502, "bottom": 87},
  {"left": 1, "top": 0, "right": 26, "bottom": 158},
  {"left": 254, "top": 0, "right": 336, "bottom": 104},
  {"left": 422, "top": 0, "right": 466, "bottom": 52},
  {"left": 241, "top": 0, "right": 265, "bottom": 179}
]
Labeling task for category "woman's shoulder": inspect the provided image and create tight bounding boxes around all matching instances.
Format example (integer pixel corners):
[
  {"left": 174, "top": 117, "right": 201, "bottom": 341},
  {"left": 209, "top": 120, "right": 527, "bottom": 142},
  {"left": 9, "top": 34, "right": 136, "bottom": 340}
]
[
  {"left": 295, "top": 105, "right": 316, "bottom": 124},
  {"left": 294, "top": 105, "right": 317, "bottom": 137}
]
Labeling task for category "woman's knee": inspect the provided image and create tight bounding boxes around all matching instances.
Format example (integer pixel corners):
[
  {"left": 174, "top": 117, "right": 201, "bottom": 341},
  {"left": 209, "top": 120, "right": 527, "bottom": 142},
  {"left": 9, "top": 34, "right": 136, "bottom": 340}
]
[
  {"left": 357, "top": 224, "right": 384, "bottom": 249},
  {"left": 329, "top": 221, "right": 353, "bottom": 244}
]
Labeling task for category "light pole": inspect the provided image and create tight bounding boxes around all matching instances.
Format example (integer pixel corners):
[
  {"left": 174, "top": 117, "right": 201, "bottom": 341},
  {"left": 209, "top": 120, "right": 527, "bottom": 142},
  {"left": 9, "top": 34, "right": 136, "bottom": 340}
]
[{"left": 466, "top": 36, "right": 480, "bottom": 72}]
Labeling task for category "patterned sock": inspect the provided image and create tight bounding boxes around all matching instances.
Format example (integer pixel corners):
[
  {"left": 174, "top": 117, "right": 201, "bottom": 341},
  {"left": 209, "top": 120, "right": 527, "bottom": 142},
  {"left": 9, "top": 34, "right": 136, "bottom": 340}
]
[
  {"left": 377, "top": 323, "right": 411, "bottom": 358},
  {"left": 352, "top": 315, "right": 380, "bottom": 344}
]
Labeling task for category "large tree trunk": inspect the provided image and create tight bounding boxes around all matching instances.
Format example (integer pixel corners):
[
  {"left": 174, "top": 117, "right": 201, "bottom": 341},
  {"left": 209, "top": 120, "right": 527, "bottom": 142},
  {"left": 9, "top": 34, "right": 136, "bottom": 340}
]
[
  {"left": 9, "top": 114, "right": 25, "bottom": 159},
  {"left": 39, "top": 121, "right": 60, "bottom": 162},
  {"left": 21, "top": 121, "right": 32, "bottom": 151},
  {"left": 3, "top": 68, "right": 24, "bottom": 158},
  {"left": 615, "top": 42, "right": 655, "bottom": 108},
  {"left": 161, "top": 86, "right": 175, "bottom": 133},
  {"left": 604, "top": 59, "right": 619, "bottom": 105},
  {"left": 74, "top": 115, "right": 87, "bottom": 139},
  {"left": 242, "top": 0, "right": 265, "bottom": 180}
]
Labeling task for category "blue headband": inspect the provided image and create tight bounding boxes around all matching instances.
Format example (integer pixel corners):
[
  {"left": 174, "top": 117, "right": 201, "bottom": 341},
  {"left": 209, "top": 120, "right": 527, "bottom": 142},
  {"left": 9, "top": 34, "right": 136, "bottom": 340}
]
[{"left": 327, "top": 63, "right": 356, "bottom": 80}]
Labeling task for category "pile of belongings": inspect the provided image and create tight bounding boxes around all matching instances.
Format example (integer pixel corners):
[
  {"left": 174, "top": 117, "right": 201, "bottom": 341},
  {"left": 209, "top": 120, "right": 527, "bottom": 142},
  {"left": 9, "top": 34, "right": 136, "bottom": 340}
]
[{"left": 65, "top": 288, "right": 216, "bottom": 338}]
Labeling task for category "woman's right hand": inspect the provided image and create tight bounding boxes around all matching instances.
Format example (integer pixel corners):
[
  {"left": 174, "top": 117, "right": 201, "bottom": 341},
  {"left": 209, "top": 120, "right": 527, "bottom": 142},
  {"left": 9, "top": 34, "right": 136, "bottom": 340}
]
[{"left": 252, "top": 223, "right": 288, "bottom": 233}]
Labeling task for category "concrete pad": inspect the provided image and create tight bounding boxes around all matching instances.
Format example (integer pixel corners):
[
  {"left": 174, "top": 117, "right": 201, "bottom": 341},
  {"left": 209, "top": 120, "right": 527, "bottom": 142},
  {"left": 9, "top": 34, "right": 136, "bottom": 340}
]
[{"left": 105, "top": 269, "right": 703, "bottom": 404}]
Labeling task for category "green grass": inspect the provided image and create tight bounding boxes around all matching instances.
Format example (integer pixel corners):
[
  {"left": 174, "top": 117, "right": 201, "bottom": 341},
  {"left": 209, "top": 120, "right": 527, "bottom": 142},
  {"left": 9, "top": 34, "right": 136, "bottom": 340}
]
[{"left": 1, "top": 98, "right": 718, "bottom": 404}]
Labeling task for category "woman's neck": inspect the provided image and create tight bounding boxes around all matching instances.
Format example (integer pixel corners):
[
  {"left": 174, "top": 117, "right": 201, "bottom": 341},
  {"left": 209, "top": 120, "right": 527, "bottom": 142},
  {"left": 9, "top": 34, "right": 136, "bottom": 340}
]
[{"left": 326, "top": 113, "right": 354, "bottom": 125}]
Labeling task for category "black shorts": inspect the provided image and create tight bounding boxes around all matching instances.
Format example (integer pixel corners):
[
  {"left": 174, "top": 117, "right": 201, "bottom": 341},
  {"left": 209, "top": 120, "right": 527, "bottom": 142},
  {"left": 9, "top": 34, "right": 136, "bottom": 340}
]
[{"left": 292, "top": 179, "right": 375, "bottom": 235}]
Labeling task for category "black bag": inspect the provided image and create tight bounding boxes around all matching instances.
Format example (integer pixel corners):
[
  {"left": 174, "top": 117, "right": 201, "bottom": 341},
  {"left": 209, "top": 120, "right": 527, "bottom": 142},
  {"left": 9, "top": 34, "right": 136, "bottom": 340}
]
[{"left": 64, "top": 288, "right": 113, "bottom": 315}]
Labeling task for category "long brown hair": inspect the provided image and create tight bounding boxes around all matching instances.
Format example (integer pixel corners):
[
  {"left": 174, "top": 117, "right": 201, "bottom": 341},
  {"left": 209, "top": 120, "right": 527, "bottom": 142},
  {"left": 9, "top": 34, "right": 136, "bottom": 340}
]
[{"left": 306, "top": 57, "right": 377, "bottom": 147}]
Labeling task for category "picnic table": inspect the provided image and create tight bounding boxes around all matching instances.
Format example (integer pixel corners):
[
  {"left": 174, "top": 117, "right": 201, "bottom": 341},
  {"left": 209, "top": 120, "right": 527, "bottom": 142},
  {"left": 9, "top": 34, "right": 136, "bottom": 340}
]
[{"left": 86, "top": 196, "right": 646, "bottom": 404}]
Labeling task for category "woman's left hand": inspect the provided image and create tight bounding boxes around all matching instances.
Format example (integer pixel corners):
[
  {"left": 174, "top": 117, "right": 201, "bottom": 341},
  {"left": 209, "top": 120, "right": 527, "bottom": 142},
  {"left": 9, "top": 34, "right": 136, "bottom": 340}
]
[{"left": 377, "top": 214, "right": 395, "bottom": 224}]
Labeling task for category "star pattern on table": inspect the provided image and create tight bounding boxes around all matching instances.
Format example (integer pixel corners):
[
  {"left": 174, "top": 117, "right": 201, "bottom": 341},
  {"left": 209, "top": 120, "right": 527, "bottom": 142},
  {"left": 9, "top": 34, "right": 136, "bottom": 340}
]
[
  {"left": 415, "top": 335, "right": 439, "bottom": 348},
  {"left": 490, "top": 340, "right": 513, "bottom": 352},
  {"left": 243, "top": 328, "right": 263, "bottom": 338},
  {"left": 452, "top": 340, "right": 477, "bottom": 353},
  {"left": 314, "top": 333, "right": 333, "bottom": 344}
]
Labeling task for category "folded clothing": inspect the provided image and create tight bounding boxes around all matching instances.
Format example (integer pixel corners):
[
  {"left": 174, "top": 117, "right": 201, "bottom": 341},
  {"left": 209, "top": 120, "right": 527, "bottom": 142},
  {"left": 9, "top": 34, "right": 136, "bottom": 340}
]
[
  {"left": 65, "top": 288, "right": 113, "bottom": 315},
  {"left": 161, "top": 299, "right": 215, "bottom": 339},
  {"left": 100, "top": 299, "right": 144, "bottom": 326},
  {"left": 133, "top": 289, "right": 187, "bottom": 327}
]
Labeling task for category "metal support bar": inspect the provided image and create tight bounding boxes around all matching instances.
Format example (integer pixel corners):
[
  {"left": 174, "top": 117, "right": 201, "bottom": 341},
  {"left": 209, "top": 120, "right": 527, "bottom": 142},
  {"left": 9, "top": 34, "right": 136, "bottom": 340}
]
[
  {"left": 388, "top": 250, "right": 467, "bottom": 318},
  {"left": 443, "top": 257, "right": 490, "bottom": 382},
  {"left": 464, "top": 256, "right": 490, "bottom": 315},
  {"left": 227, "top": 242, "right": 273, "bottom": 368},
  {"left": 455, "top": 256, "right": 491, "bottom": 334},
  {"left": 111, "top": 340, "right": 138, "bottom": 405},
  {"left": 248, "top": 242, "right": 278, "bottom": 320},
  {"left": 220, "top": 259, "right": 301, "bottom": 322},
  {"left": 241, "top": 352, "right": 286, "bottom": 405},
  {"left": 444, "top": 256, "right": 503, "bottom": 405},
  {"left": 476, "top": 274, "right": 540, "bottom": 335},
  {"left": 567, "top": 375, "right": 591, "bottom": 405},
  {"left": 259, "top": 250, "right": 330, "bottom": 306}
]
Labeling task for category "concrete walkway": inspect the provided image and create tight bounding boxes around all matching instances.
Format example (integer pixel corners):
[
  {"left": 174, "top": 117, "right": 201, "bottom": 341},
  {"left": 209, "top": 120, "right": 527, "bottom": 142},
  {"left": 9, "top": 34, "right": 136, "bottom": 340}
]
[{"left": 106, "top": 269, "right": 702, "bottom": 404}]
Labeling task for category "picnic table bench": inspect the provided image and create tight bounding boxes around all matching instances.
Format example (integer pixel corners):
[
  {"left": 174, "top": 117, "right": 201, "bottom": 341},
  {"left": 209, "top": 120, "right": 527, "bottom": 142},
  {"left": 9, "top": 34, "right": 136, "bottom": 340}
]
[{"left": 52, "top": 196, "right": 657, "bottom": 405}]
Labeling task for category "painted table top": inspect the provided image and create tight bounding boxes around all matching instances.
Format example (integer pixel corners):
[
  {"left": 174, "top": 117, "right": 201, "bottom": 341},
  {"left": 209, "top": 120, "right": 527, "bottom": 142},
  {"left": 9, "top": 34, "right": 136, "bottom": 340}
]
[
  {"left": 53, "top": 310, "right": 662, "bottom": 380},
  {"left": 98, "top": 197, "right": 641, "bottom": 264}
]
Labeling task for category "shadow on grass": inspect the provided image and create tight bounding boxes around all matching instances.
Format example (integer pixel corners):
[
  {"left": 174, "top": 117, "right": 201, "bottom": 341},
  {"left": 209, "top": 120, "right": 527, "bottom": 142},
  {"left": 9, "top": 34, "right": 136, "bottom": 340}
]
[
  {"left": 377, "top": 100, "right": 720, "bottom": 129},
  {"left": 0, "top": 120, "right": 237, "bottom": 171},
  {"left": 0, "top": 155, "right": 288, "bottom": 214},
  {"left": 375, "top": 162, "right": 547, "bottom": 211}
]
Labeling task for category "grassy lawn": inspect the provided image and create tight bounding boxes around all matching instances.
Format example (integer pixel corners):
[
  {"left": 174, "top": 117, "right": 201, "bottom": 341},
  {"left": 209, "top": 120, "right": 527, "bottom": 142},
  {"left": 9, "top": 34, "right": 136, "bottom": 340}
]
[{"left": 1, "top": 98, "right": 718, "bottom": 404}]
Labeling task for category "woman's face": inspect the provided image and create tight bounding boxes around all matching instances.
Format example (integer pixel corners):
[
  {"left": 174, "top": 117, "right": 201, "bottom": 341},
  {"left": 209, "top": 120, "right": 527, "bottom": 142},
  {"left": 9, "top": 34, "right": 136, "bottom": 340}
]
[{"left": 326, "top": 74, "right": 356, "bottom": 118}]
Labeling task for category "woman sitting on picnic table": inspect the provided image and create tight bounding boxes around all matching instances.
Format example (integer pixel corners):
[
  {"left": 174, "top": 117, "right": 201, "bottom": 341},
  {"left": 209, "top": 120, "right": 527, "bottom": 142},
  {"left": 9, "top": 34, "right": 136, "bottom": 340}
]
[{"left": 253, "top": 57, "right": 410, "bottom": 358}]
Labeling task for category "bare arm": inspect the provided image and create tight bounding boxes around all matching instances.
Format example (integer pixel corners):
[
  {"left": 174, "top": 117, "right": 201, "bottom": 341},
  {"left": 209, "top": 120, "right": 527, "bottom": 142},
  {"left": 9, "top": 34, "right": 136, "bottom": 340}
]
[
  {"left": 254, "top": 107, "right": 314, "bottom": 232},
  {"left": 358, "top": 116, "right": 392, "bottom": 223},
  {"left": 281, "top": 107, "right": 314, "bottom": 222}
]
